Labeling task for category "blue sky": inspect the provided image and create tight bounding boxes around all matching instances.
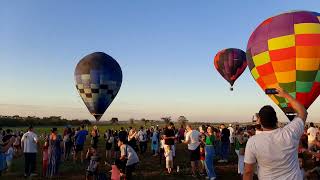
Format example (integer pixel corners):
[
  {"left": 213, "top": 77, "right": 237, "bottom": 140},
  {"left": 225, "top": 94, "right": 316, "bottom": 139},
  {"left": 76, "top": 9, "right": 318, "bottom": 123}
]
[{"left": 1, "top": 1, "right": 320, "bottom": 122}]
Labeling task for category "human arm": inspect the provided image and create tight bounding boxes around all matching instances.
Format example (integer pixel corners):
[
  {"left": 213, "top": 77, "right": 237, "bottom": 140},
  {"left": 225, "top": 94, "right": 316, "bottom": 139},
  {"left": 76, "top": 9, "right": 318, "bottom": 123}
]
[
  {"left": 275, "top": 87, "right": 307, "bottom": 122},
  {"left": 1, "top": 137, "right": 15, "bottom": 153},
  {"left": 243, "top": 163, "right": 255, "bottom": 180}
]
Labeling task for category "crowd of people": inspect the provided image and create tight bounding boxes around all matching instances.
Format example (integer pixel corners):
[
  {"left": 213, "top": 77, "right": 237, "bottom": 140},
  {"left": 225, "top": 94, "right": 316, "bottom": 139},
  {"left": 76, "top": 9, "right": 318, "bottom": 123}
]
[{"left": 0, "top": 89, "right": 319, "bottom": 179}]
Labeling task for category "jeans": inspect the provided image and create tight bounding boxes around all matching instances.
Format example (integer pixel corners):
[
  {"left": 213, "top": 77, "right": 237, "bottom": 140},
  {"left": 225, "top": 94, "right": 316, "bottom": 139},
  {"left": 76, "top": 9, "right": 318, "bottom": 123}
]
[
  {"left": 214, "top": 141, "right": 221, "bottom": 159},
  {"left": 24, "top": 153, "right": 36, "bottom": 176},
  {"left": 221, "top": 141, "right": 230, "bottom": 160},
  {"left": 205, "top": 145, "right": 216, "bottom": 178},
  {"left": 139, "top": 141, "right": 147, "bottom": 154}
]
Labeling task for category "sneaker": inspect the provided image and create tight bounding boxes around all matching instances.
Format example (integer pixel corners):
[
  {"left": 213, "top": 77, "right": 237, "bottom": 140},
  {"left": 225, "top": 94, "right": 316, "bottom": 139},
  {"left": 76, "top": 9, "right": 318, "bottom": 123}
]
[
  {"left": 217, "top": 159, "right": 224, "bottom": 163},
  {"left": 210, "top": 177, "right": 216, "bottom": 180},
  {"left": 223, "top": 160, "right": 228, "bottom": 163},
  {"left": 30, "top": 173, "right": 38, "bottom": 177},
  {"left": 205, "top": 176, "right": 210, "bottom": 179}
]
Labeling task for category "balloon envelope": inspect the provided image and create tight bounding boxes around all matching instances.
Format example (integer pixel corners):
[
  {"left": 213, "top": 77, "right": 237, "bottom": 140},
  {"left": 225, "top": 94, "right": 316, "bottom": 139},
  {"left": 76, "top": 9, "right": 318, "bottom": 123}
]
[
  {"left": 246, "top": 10, "right": 320, "bottom": 119},
  {"left": 214, "top": 48, "right": 247, "bottom": 90},
  {"left": 74, "top": 52, "right": 122, "bottom": 121}
]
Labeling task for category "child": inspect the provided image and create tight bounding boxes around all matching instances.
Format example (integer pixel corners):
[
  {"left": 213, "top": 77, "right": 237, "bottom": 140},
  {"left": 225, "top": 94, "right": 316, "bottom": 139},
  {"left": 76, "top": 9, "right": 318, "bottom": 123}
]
[
  {"left": 5, "top": 145, "right": 14, "bottom": 171},
  {"left": 86, "top": 148, "right": 100, "bottom": 180},
  {"left": 164, "top": 145, "right": 173, "bottom": 174}
]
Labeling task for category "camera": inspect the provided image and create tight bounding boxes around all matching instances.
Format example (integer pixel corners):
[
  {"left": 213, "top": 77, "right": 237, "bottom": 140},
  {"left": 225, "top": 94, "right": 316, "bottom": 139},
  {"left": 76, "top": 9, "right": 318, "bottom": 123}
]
[{"left": 265, "top": 88, "right": 278, "bottom": 95}]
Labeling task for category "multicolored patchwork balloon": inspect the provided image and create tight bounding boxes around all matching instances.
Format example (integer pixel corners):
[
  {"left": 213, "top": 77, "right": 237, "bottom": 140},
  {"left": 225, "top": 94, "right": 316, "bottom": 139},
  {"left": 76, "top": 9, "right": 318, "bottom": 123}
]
[
  {"left": 214, "top": 48, "right": 247, "bottom": 91},
  {"left": 74, "top": 52, "right": 122, "bottom": 121},
  {"left": 246, "top": 10, "right": 320, "bottom": 120}
]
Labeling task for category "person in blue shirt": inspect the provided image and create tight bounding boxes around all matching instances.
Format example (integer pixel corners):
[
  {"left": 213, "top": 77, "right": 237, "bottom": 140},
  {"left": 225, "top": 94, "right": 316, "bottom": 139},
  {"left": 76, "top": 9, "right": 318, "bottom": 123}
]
[{"left": 73, "top": 125, "right": 88, "bottom": 163}]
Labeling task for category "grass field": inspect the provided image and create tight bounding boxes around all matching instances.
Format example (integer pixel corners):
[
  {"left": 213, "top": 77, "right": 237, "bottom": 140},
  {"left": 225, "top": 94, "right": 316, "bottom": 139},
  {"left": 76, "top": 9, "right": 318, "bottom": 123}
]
[{"left": 2, "top": 124, "right": 241, "bottom": 180}]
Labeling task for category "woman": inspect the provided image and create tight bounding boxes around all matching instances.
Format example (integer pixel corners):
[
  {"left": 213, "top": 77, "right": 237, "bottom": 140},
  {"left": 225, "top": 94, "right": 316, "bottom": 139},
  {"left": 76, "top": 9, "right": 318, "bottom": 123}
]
[
  {"left": 104, "top": 129, "right": 114, "bottom": 162},
  {"left": 46, "top": 128, "right": 63, "bottom": 177},
  {"left": 204, "top": 126, "right": 216, "bottom": 180},
  {"left": 151, "top": 128, "right": 159, "bottom": 156},
  {"left": 0, "top": 136, "right": 15, "bottom": 176},
  {"left": 127, "top": 128, "right": 138, "bottom": 152},
  {"left": 90, "top": 126, "right": 100, "bottom": 149},
  {"left": 234, "top": 128, "right": 247, "bottom": 176},
  {"left": 63, "top": 127, "right": 73, "bottom": 160}
]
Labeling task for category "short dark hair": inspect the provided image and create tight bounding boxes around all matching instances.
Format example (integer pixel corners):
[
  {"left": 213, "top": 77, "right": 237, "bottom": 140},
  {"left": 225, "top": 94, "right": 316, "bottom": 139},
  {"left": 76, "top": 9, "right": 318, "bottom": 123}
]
[
  {"left": 310, "top": 122, "right": 314, "bottom": 127},
  {"left": 258, "top": 105, "right": 278, "bottom": 129},
  {"left": 169, "top": 122, "right": 174, "bottom": 126}
]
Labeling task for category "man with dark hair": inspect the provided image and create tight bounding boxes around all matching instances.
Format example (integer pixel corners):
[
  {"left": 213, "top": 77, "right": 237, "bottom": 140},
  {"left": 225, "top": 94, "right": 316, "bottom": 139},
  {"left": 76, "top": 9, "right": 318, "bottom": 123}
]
[
  {"left": 218, "top": 124, "right": 230, "bottom": 163},
  {"left": 73, "top": 125, "right": 88, "bottom": 163},
  {"left": 21, "top": 125, "right": 38, "bottom": 177},
  {"left": 118, "top": 127, "right": 128, "bottom": 143},
  {"left": 307, "top": 122, "right": 318, "bottom": 149},
  {"left": 243, "top": 87, "right": 307, "bottom": 180},
  {"left": 137, "top": 126, "right": 147, "bottom": 154},
  {"left": 164, "top": 123, "right": 176, "bottom": 158}
]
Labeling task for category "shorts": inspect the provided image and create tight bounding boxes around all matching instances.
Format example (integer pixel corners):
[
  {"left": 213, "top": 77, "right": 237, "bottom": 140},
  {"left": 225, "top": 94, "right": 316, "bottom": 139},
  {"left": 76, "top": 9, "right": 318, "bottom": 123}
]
[
  {"left": 75, "top": 144, "right": 84, "bottom": 152},
  {"left": 189, "top": 146, "right": 200, "bottom": 161}
]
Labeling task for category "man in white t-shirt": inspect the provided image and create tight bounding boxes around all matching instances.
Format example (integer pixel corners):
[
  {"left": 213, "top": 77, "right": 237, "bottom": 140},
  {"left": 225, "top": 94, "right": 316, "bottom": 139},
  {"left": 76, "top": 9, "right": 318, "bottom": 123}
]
[
  {"left": 243, "top": 87, "right": 307, "bottom": 180},
  {"left": 137, "top": 126, "right": 147, "bottom": 154},
  {"left": 21, "top": 125, "right": 39, "bottom": 177},
  {"left": 307, "top": 122, "right": 318, "bottom": 149},
  {"left": 183, "top": 124, "right": 201, "bottom": 177},
  {"left": 228, "top": 124, "right": 235, "bottom": 144}
]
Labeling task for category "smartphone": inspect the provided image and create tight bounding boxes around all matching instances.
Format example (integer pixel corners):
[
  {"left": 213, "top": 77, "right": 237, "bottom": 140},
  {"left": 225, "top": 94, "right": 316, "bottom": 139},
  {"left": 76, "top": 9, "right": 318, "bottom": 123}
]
[{"left": 265, "top": 88, "right": 278, "bottom": 94}]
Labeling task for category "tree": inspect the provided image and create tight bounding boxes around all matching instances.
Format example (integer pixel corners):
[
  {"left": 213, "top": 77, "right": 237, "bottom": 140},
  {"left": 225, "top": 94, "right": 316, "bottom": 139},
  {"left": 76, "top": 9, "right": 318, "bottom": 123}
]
[
  {"left": 161, "top": 116, "right": 171, "bottom": 125},
  {"left": 177, "top": 116, "right": 188, "bottom": 126},
  {"left": 129, "top": 118, "right": 134, "bottom": 125},
  {"left": 141, "top": 118, "right": 146, "bottom": 126},
  {"left": 110, "top": 117, "right": 119, "bottom": 124}
]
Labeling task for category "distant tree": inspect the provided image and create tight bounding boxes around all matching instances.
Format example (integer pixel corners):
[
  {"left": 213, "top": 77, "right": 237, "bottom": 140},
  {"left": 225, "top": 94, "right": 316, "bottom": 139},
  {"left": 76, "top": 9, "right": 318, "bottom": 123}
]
[
  {"left": 141, "top": 118, "right": 146, "bottom": 125},
  {"left": 110, "top": 117, "right": 119, "bottom": 124},
  {"left": 129, "top": 118, "right": 134, "bottom": 125},
  {"left": 177, "top": 116, "right": 188, "bottom": 126},
  {"left": 82, "top": 119, "right": 92, "bottom": 125},
  {"left": 161, "top": 116, "right": 172, "bottom": 125}
]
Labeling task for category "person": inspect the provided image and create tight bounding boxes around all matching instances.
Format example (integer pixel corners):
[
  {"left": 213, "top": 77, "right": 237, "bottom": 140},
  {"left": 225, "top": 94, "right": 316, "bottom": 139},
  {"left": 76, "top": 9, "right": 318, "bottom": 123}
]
[
  {"left": 42, "top": 135, "right": 49, "bottom": 177},
  {"left": 104, "top": 129, "right": 114, "bottom": 162},
  {"left": 243, "top": 87, "right": 308, "bottom": 180},
  {"left": 63, "top": 126, "right": 73, "bottom": 161},
  {"left": 86, "top": 147, "right": 101, "bottom": 180},
  {"left": 115, "top": 137, "right": 139, "bottom": 180},
  {"left": 21, "top": 125, "right": 39, "bottom": 177},
  {"left": 151, "top": 127, "right": 159, "bottom": 156},
  {"left": 298, "top": 153, "right": 306, "bottom": 180},
  {"left": 183, "top": 124, "right": 201, "bottom": 177},
  {"left": 13, "top": 132, "right": 21, "bottom": 156},
  {"left": 0, "top": 136, "right": 15, "bottom": 176},
  {"left": 204, "top": 126, "right": 216, "bottom": 180},
  {"left": 234, "top": 128, "right": 247, "bottom": 176},
  {"left": 228, "top": 124, "right": 235, "bottom": 146},
  {"left": 90, "top": 126, "right": 100, "bottom": 149},
  {"left": 164, "top": 123, "right": 176, "bottom": 159},
  {"left": 307, "top": 122, "right": 318, "bottom": 149},
  {"left": 219, "top": 124, "right": 230, "bottom": 163},
  {"left": 74, "top": 124, "right": 88, "bottom": 163},
  {"left": 137, "top": 126, "right": 147, "bottom": 154},
  {"left": 118, "top": 127, "right": 128, "bottom": 143},
  {"left": 164, "top": 145, "right": 173, "bottom": 174},
  {"left": 199, "top": 125, "right": 206, "bottom": 176},
  {"left": 113, "top": 131, "right": 120, "bottom": 159},
  {"left": 127, "top": 128, "right": 138, "bottom": 152},
  {"left": 178, "top": 125, "right": 185, "bottom": 143},
  {"left": 159, "top": 135, "right": 165, "bottom": 165},
  {"left": 46, "top": 127, "right": 63, "bottom": 177},
  {"left": 4, "top": 143, "right": 14, "bottom": 171}
]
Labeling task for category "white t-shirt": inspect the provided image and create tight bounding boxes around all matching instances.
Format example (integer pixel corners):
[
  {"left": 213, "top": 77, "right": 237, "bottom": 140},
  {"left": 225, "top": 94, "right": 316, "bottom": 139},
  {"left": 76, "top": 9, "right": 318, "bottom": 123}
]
[
  {"left": 228, "top": 127, "right": 234, "bottom": 143},
  {"left": 244, "top": 117, "right": 304, "bottom": 180},
  {"left": 137, "top": 130, "right": 147, "bottom": 142},
  {"left": 185, "top": 130, "right": 200, "bottom": 150},
  {"left": 21, "top": 131, "right": 38, "bottom": 153},
  {"left": 307, "top": 127, "right": 318, "bottom": 143},
  {"left": 120, "top": 144, "right": 139, "bottom": 166}
]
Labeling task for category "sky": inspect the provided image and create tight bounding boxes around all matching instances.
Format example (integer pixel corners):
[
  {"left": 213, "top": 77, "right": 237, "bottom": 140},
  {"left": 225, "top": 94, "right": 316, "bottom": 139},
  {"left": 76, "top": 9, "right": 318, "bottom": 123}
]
[{"left": 1, "top": 1, "right": 320, "bottom": 122}]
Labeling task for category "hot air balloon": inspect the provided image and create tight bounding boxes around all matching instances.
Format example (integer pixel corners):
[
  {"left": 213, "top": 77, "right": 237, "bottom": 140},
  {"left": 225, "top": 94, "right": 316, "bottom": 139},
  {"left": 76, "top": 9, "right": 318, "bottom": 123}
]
[
  {"left": 214, "top": 48, "right": 247, "bottom": 91},
  {"left": 74, "top": 52, "right": 122, "bottom": 121},
  {"left": 246, "top": 10, "right": 320, "bottom": 120}
]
